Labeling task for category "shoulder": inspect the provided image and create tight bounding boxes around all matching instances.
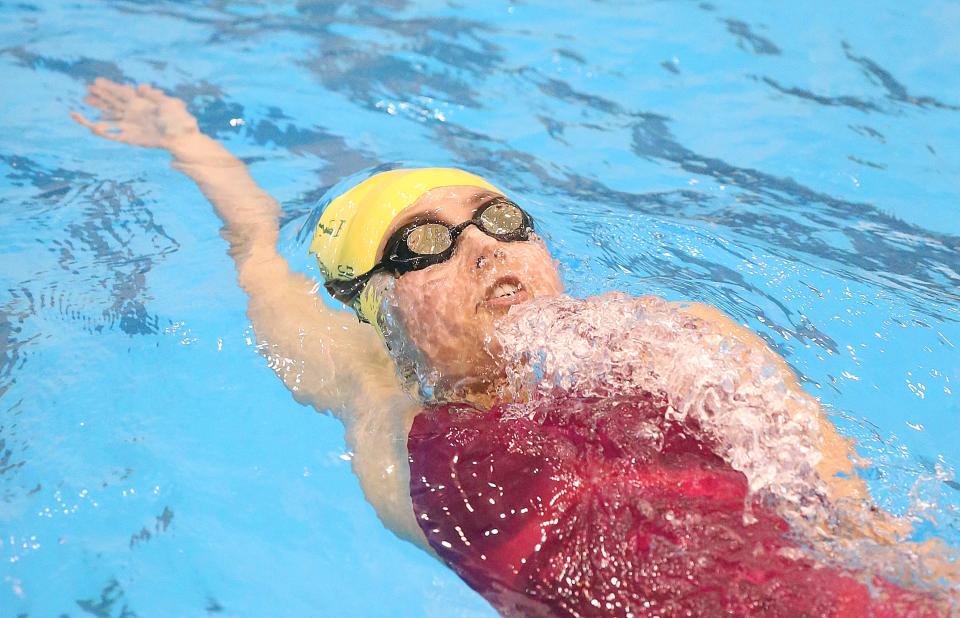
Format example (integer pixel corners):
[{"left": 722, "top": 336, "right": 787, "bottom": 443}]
[{"left": 667, "top": 300, "right": 757, "bottom": 344}]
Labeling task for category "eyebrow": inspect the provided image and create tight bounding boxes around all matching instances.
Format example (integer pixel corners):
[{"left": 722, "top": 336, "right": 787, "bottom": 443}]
[{"left": 466, "top": 191, "right": 501, "bottom": 210}]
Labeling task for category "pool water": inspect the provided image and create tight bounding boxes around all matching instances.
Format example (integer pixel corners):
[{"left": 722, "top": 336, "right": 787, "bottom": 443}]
[{"left": 1, "top": 0, "right": 958, "bottom": 615}]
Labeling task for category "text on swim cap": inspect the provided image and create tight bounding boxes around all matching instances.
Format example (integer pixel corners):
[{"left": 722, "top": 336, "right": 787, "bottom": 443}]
[{"left": 317, "top": 219, "right": 346, "bottom": 237}]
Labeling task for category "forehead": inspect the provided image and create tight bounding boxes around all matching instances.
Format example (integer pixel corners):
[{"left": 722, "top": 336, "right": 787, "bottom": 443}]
[{"left": 402, "top": 185, "right": 500, "bottom": 222}]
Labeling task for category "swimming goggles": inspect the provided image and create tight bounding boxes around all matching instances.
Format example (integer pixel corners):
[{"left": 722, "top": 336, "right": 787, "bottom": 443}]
[{"left": 325, "top": 197, "right": 534, "bottom": 305}]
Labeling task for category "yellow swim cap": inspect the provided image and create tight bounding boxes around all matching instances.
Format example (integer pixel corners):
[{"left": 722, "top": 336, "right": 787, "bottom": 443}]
[{"left": 309, "top": 167, "right": 502, "bottom": 321}]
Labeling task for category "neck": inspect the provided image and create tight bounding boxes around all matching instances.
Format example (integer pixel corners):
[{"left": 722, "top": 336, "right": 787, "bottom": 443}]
[{"left": 433, "top": 374, "right": 509, "bottom": 410}]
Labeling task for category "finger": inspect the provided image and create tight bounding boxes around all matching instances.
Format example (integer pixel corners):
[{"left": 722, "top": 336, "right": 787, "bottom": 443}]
[
  {"left": 83, "top": 93, "right": 122, "bottom": 118},
  {"left": 88, "top": 84, "right": 130, "bottom": 112},
  {"left": 83, "top": 92, "right": 109, "bottom": 110},
  {"left": 70, "top": 112, "right": 122, "bottom": 140},
  {"left": 137, "top": 83, "right": 171, "bottom": 104},
  {"left": 92, "top": 76, "right": 120, "bottom": 90},
  {"left": 89, "top": 82, "right": 130, "bottom": 108},
  {"left": 92, "top": 78, "right": 136, "bottom": 103},
  {"left": 91, "top": 77, "right": 123, "bottom": 97},
  {"left": 70, "top": 111, "right": 96, "bottom": 128},
  {"left": 86, "top": 86, "right": 127, "bottom": 110}
]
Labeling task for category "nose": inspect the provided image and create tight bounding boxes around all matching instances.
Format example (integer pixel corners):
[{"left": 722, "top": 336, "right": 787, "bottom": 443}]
[{"left": 458, "top": 225, "right": 505, "bottom": 269}]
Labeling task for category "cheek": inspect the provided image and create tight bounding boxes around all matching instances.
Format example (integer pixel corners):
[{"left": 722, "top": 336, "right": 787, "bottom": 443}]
[
  {"left": 512, "top": 242, "right": 564, "bottom": 295},
  {"left": 393, "top": 266, "right": 486, "bottom": 371}
]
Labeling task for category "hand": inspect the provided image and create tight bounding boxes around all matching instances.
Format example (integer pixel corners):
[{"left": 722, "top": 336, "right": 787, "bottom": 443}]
[{"left": 72, "top": 78, "right": 200, "bottom": 150}]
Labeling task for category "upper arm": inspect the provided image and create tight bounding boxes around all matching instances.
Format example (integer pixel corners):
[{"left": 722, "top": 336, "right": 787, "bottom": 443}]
[
  {"left": 239, "top": 253, "right": 427, "bottom": 546},
  {"left": 236, "top": 250, "right": 405, "bottom": 415},
  {"left": 674, "top": 302, "right": 805, "bottom": 391}
]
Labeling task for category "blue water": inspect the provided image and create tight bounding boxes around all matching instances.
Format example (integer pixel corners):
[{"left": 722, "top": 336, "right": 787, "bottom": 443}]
[{"left": 1, "top": 0, "right": 959, "bottom": 615}]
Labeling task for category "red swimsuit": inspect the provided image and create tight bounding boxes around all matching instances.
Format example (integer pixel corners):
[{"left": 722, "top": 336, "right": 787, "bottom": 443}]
[{"left": 407, "top": 391, "right": 946, "bottom": 617}]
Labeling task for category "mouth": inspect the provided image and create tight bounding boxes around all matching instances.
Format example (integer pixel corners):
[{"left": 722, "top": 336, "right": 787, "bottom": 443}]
[{"left": 480, "top": 276, "right": 529, "bottom": 311}]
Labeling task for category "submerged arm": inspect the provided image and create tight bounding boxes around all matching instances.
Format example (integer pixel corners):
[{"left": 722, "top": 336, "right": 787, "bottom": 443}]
[
  {"left": 675, "top": 303, "right": 960, "bottom": 583},
  {"left": 675, "top": 303, "right": 866, "bottom": 495},
  {"left": 672, "top": 302, "right": 924, "bottom": 544}
]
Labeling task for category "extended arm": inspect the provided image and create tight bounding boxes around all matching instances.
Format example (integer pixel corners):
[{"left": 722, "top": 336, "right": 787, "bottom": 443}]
[
  {"left": 72, "top": 79, "right": 403, "bottom": 417},
  {"left": 166, "top": 129, "right": 398, "bottom": 414}
]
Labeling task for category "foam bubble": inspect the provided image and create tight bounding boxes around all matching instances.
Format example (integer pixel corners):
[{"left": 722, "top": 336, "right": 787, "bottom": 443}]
[
  {"left": 492, "top": 294, "right": 960, "bottom": 591},
  {"left": 495, "top": 293, "right": 826, "bottom": 518}
]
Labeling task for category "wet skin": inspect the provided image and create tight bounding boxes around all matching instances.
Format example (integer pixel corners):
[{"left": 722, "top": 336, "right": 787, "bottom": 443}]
[{"left": 378, "top": 187, "right": 564, "bottom": 391}]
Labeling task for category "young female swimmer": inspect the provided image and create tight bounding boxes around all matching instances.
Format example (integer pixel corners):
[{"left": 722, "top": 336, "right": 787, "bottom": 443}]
[{"left": 74, "top": 78, "right": 954, "bottom": 616}]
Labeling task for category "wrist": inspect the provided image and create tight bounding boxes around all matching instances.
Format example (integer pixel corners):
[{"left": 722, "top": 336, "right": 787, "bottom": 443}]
[{"left": 168, "top": 132, "right": 238, "bottom": 167}]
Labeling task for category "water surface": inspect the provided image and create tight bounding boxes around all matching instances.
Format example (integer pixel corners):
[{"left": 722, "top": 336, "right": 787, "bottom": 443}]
[{"left": 1, "top": 1, "right": 958, "bottom": 615}]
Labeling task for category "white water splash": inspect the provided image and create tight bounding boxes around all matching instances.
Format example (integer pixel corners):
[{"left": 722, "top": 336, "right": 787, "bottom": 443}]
[
  {"left": 493, "top": 294, "right": 960, "bottom": 593},
  {"left": 494, "top": 293, "right": 828, "bottom": 522}
]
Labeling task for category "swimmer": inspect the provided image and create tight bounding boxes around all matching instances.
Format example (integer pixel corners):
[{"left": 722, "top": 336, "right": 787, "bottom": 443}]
[{"left": 73, "top": 78, "right": 955, "bottom": 616}]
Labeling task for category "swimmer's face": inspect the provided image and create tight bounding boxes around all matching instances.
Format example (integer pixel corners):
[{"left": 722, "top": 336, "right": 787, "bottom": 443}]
[{"left": 378, "top": 186, "right": 564, "bottom": 385}]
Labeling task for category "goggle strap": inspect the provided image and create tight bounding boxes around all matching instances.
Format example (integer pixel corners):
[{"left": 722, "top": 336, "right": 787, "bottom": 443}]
[{"left": 325, "top": 271, "right": 373, "bottom": 305}]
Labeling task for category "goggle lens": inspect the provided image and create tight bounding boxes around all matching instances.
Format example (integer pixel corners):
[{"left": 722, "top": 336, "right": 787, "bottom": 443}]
[
  {"left": 406, "top": 223, "right": 453, "bottom": 255},
  {"left": 480, "top": 203, "right": 524, "bottom": 235}
]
